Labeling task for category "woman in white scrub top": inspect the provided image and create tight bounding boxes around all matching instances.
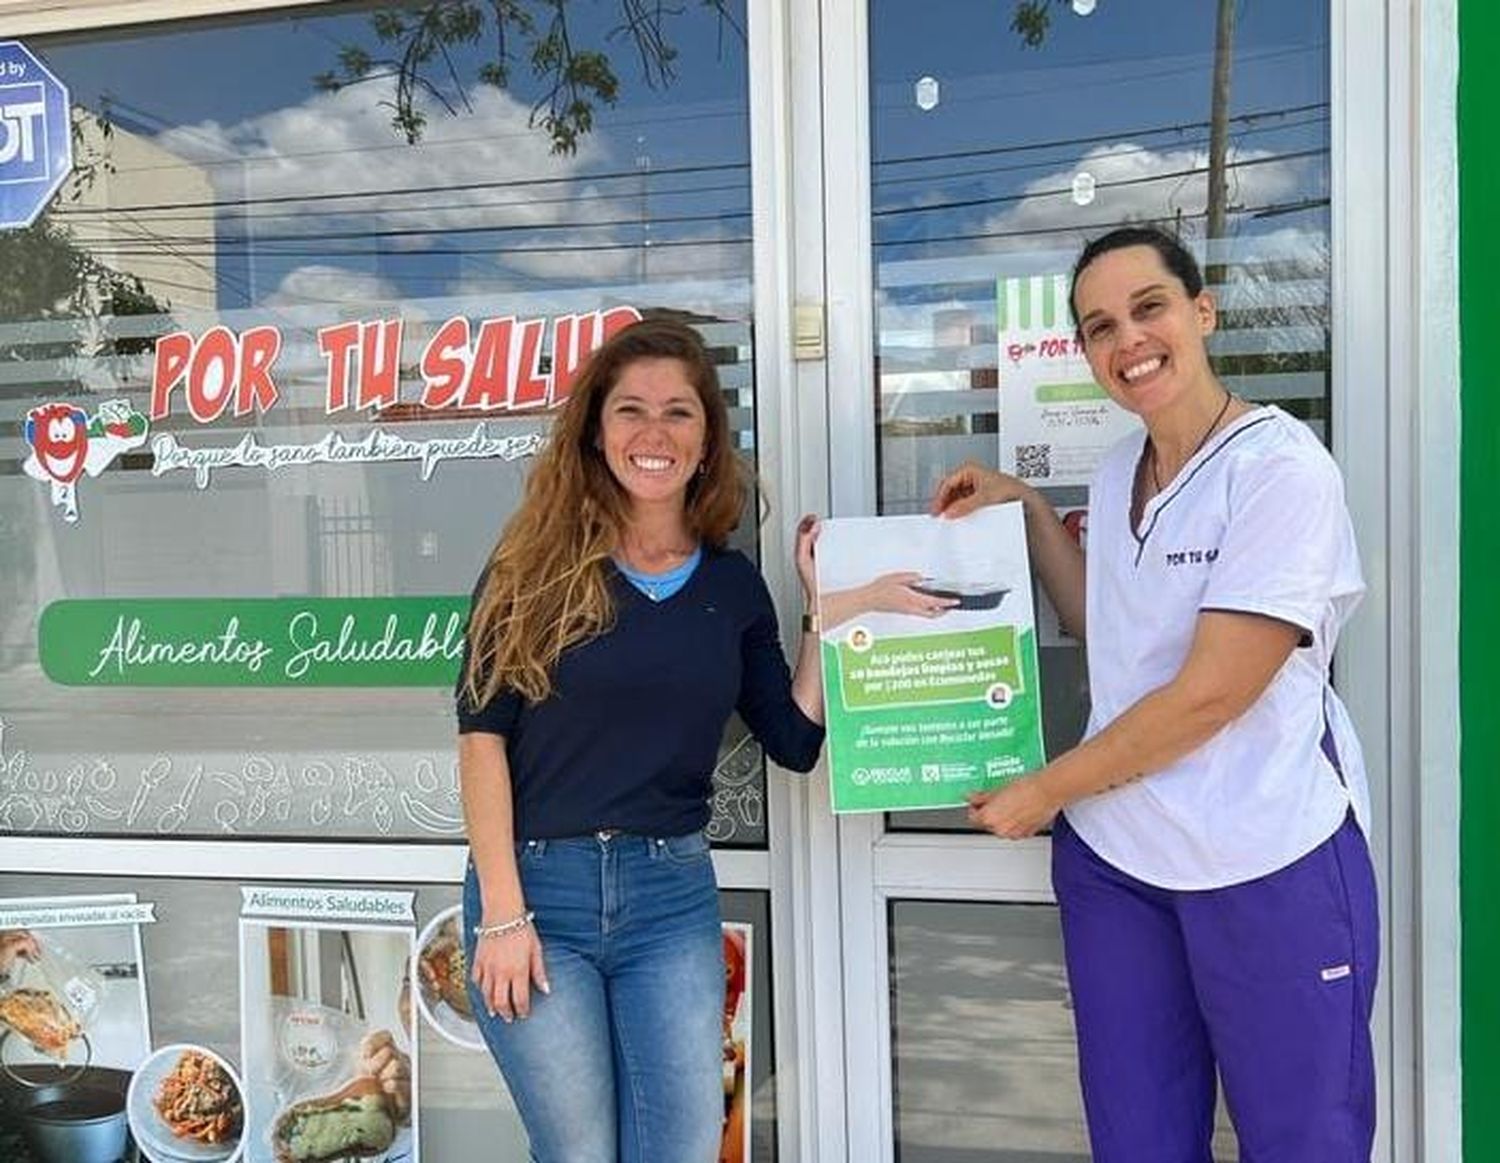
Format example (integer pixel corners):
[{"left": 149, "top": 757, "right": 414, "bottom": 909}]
[{"left": 932, "top": 225, "right": 1378, "bottom": 1163}]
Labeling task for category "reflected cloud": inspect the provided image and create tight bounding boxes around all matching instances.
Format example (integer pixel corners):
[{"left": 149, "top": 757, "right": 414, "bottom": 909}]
[
  {"left": 146, "top": 81, "right": 748, "bottom": 300},
  {"left": 263, "top": 265, "right": 406, "bottom": 307},
  {"left": 157, "top": 83, "right": 614, "bottom": 237},
  {"left": 979, "top": 142, "right": 1313, "bottom": 249}
]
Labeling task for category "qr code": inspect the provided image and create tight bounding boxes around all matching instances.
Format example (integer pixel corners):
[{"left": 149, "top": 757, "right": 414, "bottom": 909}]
[{"left": 1014, "top": 443, "right": 1051, "bottom": 479}]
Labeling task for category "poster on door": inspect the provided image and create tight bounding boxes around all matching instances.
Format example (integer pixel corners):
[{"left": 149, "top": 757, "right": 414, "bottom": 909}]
[
  {"left": 0, "top": 895, "right": 179, "bottom": 1163},
  {"left": 996, "top": 272, "right": 1139, "bottom": 488},
  {"left": 239, "top": 887, "right": 417, "bottom": 1163},
  {"left": 815, "top": 505, "right": 1046, "bottom": 813}
]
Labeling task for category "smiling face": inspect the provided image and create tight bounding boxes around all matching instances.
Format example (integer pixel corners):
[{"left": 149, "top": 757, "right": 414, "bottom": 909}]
[
  {"left": 1073, "top": 245, "right": 1218, "bottom": 419},
  {"left": 26, "top": 404, "right": 89, "bottom": 484},
  {"left": 597, "top": 357, "right": 708, "bottom": 517}
]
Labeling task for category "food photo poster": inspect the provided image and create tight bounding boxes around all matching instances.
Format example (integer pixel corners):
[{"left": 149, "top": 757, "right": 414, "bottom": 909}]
[
  {"left": 0, "top": 895, "right": 152, "bottom": 1071},
  {"left": 239, "top": 887, "right": 417, "bottom": 1163},
  {"left": 0, "top": 894, "right": 169, "bottom": 1161},
  {"left": 815, "top": 506, "right": 1046, "bottom": 813},
  {"left": 412, "top": 905, "right": 483, "bottom": 1053}
]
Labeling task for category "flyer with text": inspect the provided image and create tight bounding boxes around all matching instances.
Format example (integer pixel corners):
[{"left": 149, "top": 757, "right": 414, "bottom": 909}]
[
  {"left": 816, "top": 505, "right": 1046, "bottom": 813},
  {"left": 997, "top": 272, "right": 1139, "bottom": 488},
  {"left": 239, "top": 887, "right": 417, "bottom": 1163}
]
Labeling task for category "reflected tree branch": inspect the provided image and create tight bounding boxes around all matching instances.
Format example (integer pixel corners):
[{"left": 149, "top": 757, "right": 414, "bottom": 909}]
[{"left": 314, "top": 0, "right": 744, "bottom": 154}]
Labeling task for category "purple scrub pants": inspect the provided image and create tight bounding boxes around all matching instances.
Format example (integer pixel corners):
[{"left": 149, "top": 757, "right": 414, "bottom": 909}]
[{"left": 1051, "top": 811, "right": 1379, "bottom": 1163}]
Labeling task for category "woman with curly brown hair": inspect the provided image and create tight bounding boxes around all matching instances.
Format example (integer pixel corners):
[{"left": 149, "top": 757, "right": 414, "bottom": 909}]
[{"left": 457, "top": 317, "right": 824, "bottom": 1163}]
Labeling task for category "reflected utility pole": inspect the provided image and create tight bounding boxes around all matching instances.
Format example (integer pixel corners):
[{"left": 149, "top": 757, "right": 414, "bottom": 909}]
[
  {"left": 1205, "top": 0, "right": 1236, "bottom": 244},
  {"left": 635, "top": 134, "right": 652, "bottom": 283}
]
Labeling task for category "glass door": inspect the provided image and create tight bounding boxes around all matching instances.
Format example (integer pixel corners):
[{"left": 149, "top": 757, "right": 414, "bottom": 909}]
[{"left": 816, "top": 2, "right": 1385, "bottom": 1160}]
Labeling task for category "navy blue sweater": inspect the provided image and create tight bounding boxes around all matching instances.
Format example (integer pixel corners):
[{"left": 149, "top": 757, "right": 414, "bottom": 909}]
[{"left": 457, "top": 547, "right": 824, "bottom": 839}]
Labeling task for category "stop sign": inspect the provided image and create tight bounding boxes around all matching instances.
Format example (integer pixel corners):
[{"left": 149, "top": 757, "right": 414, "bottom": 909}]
[{"left": 0, "top": 41, "right": 72, "bottom": 230}]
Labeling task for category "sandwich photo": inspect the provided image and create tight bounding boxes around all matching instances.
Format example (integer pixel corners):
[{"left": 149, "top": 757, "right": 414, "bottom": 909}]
[{"left": 270, "top": 1074, "right": 398, "bottom": 1163}]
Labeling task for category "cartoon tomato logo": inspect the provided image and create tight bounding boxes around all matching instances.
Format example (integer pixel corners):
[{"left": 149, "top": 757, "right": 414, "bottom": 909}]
[
  {"left": 21, "top": 398, "right": 150, "bottom": 525},
  {"left": 24, "top": 403, "right": 89, "bottom": 485}
]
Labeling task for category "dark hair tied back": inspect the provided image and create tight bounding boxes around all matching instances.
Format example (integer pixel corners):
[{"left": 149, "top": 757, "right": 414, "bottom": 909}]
[{"left": 1068, "top": 225, "right": 1205, "bottom": 333}]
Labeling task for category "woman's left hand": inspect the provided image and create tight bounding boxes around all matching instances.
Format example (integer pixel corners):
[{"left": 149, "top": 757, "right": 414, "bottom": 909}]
[
  {"left": 966, "top": 775, "right": 1059, "bottom": 839},
  {"left": 794, "top": 514, "right": 820, "bottom": 605}
]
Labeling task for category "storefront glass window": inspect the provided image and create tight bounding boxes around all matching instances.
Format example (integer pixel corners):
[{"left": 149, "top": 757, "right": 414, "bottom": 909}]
[
  {"left": 0, "top": 873, "right": 777, "bottom": 1162},
  {"left": 869, "top": 0, "right": 1331, "bottom": 830},
  {"left": 0, "top": 1, "right": 767, "bottom": 844}
]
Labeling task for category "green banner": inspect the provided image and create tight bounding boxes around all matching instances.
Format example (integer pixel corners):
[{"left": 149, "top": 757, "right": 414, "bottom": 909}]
[
  {"left": 825, "top": 626, "right": 1045, "bottom": 813},
  {"left": 1034, "top": 380, "right": 1109, "bottom": 403},
  {"left": 39, "top": 597, "right": 469, "bottom": 686}
]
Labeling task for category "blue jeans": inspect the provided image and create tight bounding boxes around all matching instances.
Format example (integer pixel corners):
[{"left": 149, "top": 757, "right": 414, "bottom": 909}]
[{"left": 463, "top": 830, "right": 726, "bottom": 1163}]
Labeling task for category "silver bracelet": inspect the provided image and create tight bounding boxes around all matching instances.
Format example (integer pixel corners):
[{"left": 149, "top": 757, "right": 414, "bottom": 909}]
[{"left": 473, "top": 910, "right": 535, "bottom": 940}]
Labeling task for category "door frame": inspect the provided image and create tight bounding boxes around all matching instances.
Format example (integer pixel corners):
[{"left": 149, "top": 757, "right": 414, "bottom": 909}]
[{"left": 800, "top": 1, "right": 1455, "bottom": 1160}]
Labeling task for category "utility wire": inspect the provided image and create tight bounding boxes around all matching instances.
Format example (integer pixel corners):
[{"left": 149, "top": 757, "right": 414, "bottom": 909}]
[
  {"left": 56, "top": 113, "right": 1327, "bottom": 232},
  {"left": 68, "top": 144, "right": 1323, "bottom": 250},
  {"left": 50, "top": 101, "right": 1324, "bottom": 218},
  {"left": 67, "top": 194, "right": 1326, "bottom": 262},
  {"left": 873, "top": 147, "right": 1327, "bottom": 219},
  {"left": 873, "top": 111, "right": 1327, "bottom": 192},
  {"left": 873, "top": 197, "right": 1330, "bottom": 249}
]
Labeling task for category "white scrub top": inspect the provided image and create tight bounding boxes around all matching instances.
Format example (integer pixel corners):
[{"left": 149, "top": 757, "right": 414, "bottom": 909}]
[{"left": 1063, "top": 405, "right": 1370, "bottom": 890}]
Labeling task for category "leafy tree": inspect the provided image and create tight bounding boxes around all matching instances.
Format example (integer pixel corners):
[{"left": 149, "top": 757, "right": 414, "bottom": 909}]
[
  {"left": 314, "top": 0, "right": 743, "bottom": 154},
  {"left": 1009, "top": 0, "right": 1062, "bottom": 48}
]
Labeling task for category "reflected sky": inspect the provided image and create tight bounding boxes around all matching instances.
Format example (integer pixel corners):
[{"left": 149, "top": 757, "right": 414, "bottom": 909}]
[
  {"left": 18, "top": 2, "right": 1333, "bottom": 312},
  {"left": 871, "top": 1, "right": 1329, "bottom": 261},
  {"left": 31, "top": 1, "right": 753, "bottom": 309}
]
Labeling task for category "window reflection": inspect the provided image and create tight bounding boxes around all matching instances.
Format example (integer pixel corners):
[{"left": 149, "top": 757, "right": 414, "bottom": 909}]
[
  {"left": 871, "top": 1, "right": 1330, "bottom": 831},
  {"left": 0, "top": 1, "right": 765, "bottom": 842},
  {"left": 0, "top": 874, "right": 778, "bottom": 1163}
]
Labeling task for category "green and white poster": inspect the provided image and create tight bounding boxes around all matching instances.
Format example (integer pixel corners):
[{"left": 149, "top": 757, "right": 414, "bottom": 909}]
[
  {"left": 815, "top": 505, "right": 1046, "bottom": 813},
  {"left": 997, "top": 272, "right": 1139, "bottom": 487}
]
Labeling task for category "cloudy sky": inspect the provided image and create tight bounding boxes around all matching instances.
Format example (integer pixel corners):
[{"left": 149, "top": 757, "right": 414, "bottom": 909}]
[{"left": 38, "top": 0, "right": 1328, "bottom": 320}]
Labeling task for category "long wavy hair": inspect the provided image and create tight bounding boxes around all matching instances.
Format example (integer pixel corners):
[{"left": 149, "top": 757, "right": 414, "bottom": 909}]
[{"left": 461, "top": 317, "right": 746, "bottom": 709}]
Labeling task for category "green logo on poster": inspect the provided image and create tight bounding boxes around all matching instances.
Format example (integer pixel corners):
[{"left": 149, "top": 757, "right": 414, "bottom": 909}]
[{"left": 39, "top": 598, "right": 469, "bottom": 686}]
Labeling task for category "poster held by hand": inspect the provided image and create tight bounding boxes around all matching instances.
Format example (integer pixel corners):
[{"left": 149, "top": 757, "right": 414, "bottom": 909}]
[{"left": 815, "top": 504, "right": 1046, "bottom": 814}]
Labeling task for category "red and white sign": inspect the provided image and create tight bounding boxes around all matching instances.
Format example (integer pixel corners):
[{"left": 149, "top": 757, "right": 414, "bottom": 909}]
[{"left": 150, "top": 306, "right": 642, "bottom": 423}]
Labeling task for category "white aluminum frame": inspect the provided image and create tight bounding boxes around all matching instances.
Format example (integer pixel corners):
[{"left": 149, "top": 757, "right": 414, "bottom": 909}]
[
  {"left": 1408, "top": 1, "right": 1462, "bottom": 1159},
  {"left": 1333, "top": 0, "right": 1398, "bottom": 1157}
]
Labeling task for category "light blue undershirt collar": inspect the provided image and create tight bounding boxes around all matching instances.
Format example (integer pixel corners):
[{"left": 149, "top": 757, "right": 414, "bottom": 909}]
[{"left": 615, "top": 545, "right": 703, "bottom": 602}]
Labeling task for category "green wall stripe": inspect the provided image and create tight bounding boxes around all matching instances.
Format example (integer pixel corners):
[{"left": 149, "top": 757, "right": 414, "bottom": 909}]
[{"left": 1460, "top": 1, "right": 1498, "bottom": 1158}]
